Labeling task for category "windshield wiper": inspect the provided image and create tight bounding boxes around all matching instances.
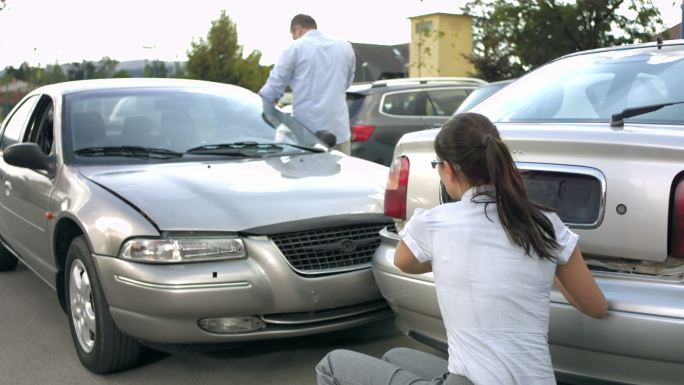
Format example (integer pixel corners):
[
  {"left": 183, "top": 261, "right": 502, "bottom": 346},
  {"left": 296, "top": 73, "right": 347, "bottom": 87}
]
[
  {"left": 186, "top": 142, "right": 284, "bottom": 156},
  {"left": 271, "top": 142, "right": 326, "bottom": 153},
  {"left": 610, "top": 100, "right": 684, "bottom": 127},
  {"left": 75, "top": 146, "right": 183, "bottom": 158}
]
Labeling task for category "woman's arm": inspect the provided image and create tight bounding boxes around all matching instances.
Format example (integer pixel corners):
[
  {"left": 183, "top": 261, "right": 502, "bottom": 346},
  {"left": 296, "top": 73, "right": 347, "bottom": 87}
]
[
  {"left": 555, "top": 246, "right": 608, "bottom": 319},
  {"left": 394, "top": 240, "right": 432, "bottom": 274}
]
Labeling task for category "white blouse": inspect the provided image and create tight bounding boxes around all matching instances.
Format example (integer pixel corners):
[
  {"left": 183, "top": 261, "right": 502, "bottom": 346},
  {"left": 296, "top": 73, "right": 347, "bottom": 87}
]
[{"left": 400, "top": 186, "right": 578, "bottom": 385}]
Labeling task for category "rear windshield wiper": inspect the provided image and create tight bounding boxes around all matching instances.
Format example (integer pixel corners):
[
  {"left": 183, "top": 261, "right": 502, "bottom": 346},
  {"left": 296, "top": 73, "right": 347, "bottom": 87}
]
[
  {"left": 186, "top": 141, "right": 284, "bottom": 156},
  {"left": 610, "top": 100, "right": 684, "bottom": 127},
  {"left": 75, "top": 146, "right": 183, "bottom": 158}
]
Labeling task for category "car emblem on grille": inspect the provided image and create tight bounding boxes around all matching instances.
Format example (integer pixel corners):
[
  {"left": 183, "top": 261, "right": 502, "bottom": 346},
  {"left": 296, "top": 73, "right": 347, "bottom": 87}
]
[{"left": 339, "top": 239, "right": 356, "bottom": 253}]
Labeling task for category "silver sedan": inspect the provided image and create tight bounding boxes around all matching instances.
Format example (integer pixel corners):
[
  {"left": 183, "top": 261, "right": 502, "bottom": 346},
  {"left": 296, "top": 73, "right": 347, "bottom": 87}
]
[{"left": 0, "top": 79, "right": 392, "bottom": 373}]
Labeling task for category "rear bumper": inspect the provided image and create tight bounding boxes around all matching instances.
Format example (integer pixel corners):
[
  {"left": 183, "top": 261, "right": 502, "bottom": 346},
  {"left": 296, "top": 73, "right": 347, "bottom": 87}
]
[
  {"left": 94, "top": 236, "right": 391, "bottom": 344},
  {"left": 372, "top": 227, "right": 684, "bottom": 385}
]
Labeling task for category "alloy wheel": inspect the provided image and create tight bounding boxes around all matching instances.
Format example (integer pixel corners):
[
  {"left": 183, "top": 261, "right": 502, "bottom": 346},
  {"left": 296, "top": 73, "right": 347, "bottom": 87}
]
[{"left": 69, "top": 259, "right": 96, "bottom": 353}]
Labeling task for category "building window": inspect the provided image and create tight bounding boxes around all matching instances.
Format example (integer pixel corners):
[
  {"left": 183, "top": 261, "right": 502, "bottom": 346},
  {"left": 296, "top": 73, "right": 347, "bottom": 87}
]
[{"left": 415, "top": 21, "right": 433, "bottom": 34}]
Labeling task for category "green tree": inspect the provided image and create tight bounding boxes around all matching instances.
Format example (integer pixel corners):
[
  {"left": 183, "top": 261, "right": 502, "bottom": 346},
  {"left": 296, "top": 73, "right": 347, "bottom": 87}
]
[
  {"left": 463, "top": 0, "right": 665, "bottom": 81},
  {"left": 94, "top": 56, "right": 119, "bottom": 79},
  {"left": 186, "top": 10, "right": 271, "bottom": 91},
  {"left": 42, "top": 63, "right": 66, "bottom": 84},
  {"left": 67, "top": 61, "right": 97, "bottom": 80},
  {"left": 144, "top": 60, "right": 168, "bottom": 78},
  {"left": 112, "top": 70, "right": 130, "bottom": 78}
]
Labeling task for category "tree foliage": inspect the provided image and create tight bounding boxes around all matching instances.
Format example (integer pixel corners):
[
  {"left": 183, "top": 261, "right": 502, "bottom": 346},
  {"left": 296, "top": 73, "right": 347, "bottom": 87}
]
[
  {"left": 463, "top": 0, "right": 665, "bottom": 81},
  {"left": 185, "top": 11, "right": 271, "bottom": 91}
]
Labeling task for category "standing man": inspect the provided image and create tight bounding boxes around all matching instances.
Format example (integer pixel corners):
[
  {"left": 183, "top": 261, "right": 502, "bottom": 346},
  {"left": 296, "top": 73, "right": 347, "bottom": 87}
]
[{"left": 259, "top": 14, "right": 355, "bottom": 154}]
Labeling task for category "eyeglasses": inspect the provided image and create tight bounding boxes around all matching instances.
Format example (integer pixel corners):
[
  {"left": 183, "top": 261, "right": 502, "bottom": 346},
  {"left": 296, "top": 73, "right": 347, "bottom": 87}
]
[
  {"left": 430, "top": 160, "right": 444, "bottom": 169},
  {"left": 430, "top": 160, "right": 461, "bottom": 170}
]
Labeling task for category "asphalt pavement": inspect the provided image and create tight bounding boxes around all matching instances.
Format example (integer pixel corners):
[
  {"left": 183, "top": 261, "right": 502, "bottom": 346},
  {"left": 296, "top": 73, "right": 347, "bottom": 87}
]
[
  {"left": 0, "top": 262, "right": 594, "bottom": 385},
  {"left": 0, "top": 262, "right": 444, "bottom": 385}
]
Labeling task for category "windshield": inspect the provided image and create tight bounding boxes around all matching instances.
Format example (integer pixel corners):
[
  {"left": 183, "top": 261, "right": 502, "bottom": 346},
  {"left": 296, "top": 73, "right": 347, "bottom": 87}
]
[
  {"left": 455, "top": 81, "right": 513, "bottom": 114},
  {"left": 63, "top": 85, "right": 326, "bottom": 163},
  {"left": 472, "top": 45, "right": 684, "bottom": 125}
]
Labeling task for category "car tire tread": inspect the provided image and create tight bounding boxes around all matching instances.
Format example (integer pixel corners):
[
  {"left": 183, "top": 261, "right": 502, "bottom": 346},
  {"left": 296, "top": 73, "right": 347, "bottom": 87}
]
[{"left": 65, "top": 235, "right": 141, "bottom": 374}]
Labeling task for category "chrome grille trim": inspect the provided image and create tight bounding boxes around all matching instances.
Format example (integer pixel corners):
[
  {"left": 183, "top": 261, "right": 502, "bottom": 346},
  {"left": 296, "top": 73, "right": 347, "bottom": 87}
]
[{"left": 271, "top": 223, "right": 387, "bottom": 275}]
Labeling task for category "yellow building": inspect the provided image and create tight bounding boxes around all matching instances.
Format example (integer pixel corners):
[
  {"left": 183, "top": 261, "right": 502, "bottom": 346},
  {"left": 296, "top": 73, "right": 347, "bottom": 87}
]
[{"left": 409, "top": 13, "right": 474, "bottom": 77}]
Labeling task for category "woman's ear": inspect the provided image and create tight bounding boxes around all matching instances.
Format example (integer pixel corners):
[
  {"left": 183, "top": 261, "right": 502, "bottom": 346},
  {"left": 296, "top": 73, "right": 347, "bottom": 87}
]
[{"left": 444, "top": 162, "right": 459, "bottom": 181}]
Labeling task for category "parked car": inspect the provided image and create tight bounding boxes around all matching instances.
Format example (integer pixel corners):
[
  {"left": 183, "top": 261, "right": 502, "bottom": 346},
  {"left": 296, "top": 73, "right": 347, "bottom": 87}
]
[
  {"left": 372, "top": 40, "right": 684, "bottom": 384},
  {"left": 347, "top": 77, "right": 487, "bottom": 166},
  {"left": 0, "top": 78, "right": 393, "bottom": 373},
  {"left": 453, "top": 79, "right": 515, "bottom": 114}
]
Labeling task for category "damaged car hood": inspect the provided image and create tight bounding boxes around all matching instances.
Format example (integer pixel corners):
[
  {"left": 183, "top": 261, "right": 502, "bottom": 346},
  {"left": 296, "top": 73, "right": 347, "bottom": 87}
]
[{"left": 79, "top": 153, "right": 388, "bottom": 232}]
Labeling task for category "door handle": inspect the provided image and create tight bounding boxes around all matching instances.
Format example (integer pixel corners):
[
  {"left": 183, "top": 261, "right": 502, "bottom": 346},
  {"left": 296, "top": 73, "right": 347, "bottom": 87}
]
[
  {"left": 4, "top": 180, "right": 11, "bottom": 196},
  {"left": 432, "top": 124, "right": 443, "bottom": 128}
]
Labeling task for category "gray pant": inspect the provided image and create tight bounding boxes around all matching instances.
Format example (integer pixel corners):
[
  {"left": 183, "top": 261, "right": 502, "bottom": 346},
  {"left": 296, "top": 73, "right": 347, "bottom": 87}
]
[{"left": 316, "top": 347, "right": 474, "bottom": 385}]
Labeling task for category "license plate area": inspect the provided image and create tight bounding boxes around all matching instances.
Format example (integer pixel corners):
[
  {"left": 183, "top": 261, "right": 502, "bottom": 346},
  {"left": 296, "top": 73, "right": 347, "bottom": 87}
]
[{"left": 439, "top": 163, "right": 606, "bottom": 229}]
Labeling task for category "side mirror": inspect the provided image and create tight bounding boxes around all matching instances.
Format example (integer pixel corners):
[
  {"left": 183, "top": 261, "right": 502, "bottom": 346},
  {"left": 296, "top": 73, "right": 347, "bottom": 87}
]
[
  {"left": 3, "top": 143, "right": 54, "bottom": 174},
  {"left": 315, "top": 130, "right": 337, "bottom": 148}
]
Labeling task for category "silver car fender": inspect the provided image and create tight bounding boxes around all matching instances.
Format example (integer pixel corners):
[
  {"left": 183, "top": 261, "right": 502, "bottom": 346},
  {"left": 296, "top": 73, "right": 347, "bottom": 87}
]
[{"left": 48, "top": 166, "right": 159, "bottom": 259}]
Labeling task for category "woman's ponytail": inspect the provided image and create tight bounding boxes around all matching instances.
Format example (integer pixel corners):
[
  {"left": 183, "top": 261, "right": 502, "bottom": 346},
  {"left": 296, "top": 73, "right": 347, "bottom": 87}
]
[{"left": 436, "top": 113, "right": 559, "bottom": 261}]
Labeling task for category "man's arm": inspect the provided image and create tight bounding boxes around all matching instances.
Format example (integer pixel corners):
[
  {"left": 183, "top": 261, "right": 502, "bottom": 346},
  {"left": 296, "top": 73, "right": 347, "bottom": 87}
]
[
  {"left": 259, "top": 45, "right": 296, "bottom": 103},
  {"left": 345, "top": 42, "right": 355, "bottom": 89}
]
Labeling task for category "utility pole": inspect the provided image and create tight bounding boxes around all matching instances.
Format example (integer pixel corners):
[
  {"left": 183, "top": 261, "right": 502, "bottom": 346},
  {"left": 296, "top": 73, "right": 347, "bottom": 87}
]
[{"left": 143, "top": 44, "right": 157, "bottom": 78}]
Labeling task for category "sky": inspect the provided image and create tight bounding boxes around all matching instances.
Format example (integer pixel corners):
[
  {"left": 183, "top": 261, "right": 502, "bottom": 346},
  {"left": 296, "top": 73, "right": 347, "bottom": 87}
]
[{"left": 0, "top": 0, "right": 682, "bottom": 69}]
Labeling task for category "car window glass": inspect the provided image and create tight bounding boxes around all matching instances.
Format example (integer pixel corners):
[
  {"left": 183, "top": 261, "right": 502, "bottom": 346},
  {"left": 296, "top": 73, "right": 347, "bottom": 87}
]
[
  {"left": 382, "top": 92, "right": 419, "bottom": 116},
  {"left": 0, "top": 95, "right": 39, "bottom": 151},
  {"left": 473, "top": 46, "right": 684, "bottom": 125},
  {"left": 24, "top": 97, "right": 55, "bottom": 155},
  {"left": 426, "top": 89, "right": 469, "bottom": 116},
  {"left": 64, "top": 87, "right": 324, "bottom": 159},
  {"left": 346, "top": 93, "right": 365, "bottom": 118}
]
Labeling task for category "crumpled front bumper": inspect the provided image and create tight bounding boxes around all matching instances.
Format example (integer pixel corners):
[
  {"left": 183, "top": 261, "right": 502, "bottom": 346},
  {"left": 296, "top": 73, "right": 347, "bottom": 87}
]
[{"left": 94, "top": 235, "right": 392, "bottom": 344}]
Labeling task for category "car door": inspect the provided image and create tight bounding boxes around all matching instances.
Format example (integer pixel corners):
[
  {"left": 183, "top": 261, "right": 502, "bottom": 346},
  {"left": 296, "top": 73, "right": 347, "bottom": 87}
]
[
  {"left": 0, "top": 94, "right": 58, "bottom": 279},
  {"left": 0, "top": 95, "right": 39, "bottom": 243},
  {"left": 371, "top": 89, "right": 428, "bottom": 165},
  {"left": 421, "top": 87, "right": 470, "bottom": 128}
]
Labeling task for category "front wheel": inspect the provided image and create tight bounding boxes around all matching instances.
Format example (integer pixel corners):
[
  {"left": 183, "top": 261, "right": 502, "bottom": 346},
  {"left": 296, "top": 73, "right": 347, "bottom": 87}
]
[
  {"left": 65, "top": 236, "right": 141, "bottom": 373},
  {"left": 0, "top": 243, "right": 18, "bottom": 271}
]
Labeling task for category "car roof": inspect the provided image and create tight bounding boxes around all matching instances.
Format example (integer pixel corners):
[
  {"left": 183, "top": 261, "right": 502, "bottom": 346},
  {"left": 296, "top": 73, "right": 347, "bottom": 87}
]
[
  {"left": 347, "top": 77, "right": 487, "bottom": 95},
  {"left": 30, "top": 78, "right": 242, "bottom": 96},
  {"left": 554, "top": 39, "right": 684, "bottom": 61}
]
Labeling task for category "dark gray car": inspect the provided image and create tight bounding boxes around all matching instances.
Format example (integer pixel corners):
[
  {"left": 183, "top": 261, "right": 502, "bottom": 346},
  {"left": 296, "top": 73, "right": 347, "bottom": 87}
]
[{"left": 347, "top": 77, "right": 486, "bottom": 166}]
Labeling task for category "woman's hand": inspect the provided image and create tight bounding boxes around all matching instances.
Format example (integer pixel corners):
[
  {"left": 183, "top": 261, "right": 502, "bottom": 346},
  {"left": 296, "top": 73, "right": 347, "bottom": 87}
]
[{"left": 555, "top": 246, "right": 608, "bottom": 319}]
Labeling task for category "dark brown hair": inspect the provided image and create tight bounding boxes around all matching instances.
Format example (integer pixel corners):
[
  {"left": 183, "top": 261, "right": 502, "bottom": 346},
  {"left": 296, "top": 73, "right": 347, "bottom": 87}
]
[
  {"left": 434, "top": 112, "right": 559, "bottom": 261},
  {"left": 290, "top": 14, "right": 317, "bottom": 32}
]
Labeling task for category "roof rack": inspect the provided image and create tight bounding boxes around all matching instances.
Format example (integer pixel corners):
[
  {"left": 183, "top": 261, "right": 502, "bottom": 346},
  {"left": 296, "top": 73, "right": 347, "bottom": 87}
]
[{"left": 371, "top": 77, "right": 488, "bottom": 88}]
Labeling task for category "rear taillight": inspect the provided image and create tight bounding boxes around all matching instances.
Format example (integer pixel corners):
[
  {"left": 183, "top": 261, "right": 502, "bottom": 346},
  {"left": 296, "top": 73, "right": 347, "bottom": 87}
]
[
  {"left": 384, "top": 156, "right": 410, "bottom": 219},
  {"left": 350, "top": 125, "right": 375, "bottom": 142},
  {"left": 672, "top": 177, "right": 684, "bottom": 259}
]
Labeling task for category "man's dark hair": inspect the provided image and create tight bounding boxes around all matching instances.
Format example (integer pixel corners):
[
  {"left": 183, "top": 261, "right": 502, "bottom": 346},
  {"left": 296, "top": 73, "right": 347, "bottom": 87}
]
[{"left": 290, "top": 14, "right": 317, "bottom": 32}]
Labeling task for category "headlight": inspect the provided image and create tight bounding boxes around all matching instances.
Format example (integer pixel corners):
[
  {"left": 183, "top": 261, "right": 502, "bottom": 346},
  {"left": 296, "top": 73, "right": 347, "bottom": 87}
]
[{"left": 119, "top": 237, "right": 246, "bottom": 263}]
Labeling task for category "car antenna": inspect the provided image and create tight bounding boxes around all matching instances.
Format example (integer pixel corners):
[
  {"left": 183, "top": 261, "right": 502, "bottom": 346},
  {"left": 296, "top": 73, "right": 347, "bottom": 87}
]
[{"left": 656, "top": 37, "right": 663, "bottom": 50}]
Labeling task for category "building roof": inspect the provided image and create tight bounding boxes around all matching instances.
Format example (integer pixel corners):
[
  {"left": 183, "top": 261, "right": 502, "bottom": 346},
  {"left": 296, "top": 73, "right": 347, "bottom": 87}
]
[
  {"left": 665, "top": 23, "right": 681, "bottom": 40},
  {"left": 408, "top": 12, "right": 467, "bottom": 19}
]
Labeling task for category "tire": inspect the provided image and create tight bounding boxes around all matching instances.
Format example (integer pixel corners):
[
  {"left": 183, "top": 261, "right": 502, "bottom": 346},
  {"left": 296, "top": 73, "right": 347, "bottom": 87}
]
[
  {"left": 0, "top": 243, "right": 18, "bottom": 271},
  {"left": 65, "top": 235, "right": 141, "bottom": 373}
]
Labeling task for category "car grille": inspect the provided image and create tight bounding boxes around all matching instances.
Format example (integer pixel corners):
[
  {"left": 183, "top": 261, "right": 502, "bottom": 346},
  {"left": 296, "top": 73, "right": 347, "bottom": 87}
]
[{"left": 271, "top": 223, "right": 386, "bottom": 274}]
